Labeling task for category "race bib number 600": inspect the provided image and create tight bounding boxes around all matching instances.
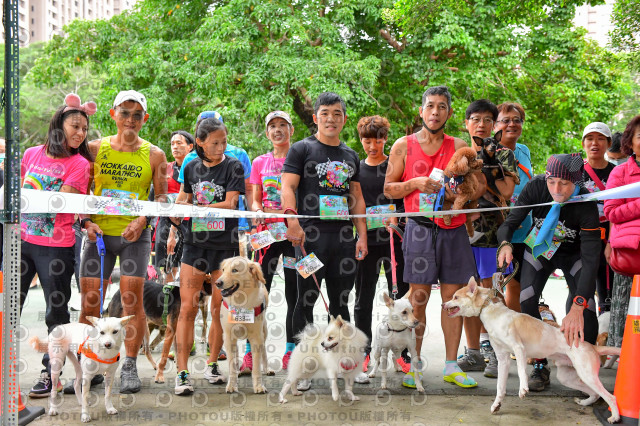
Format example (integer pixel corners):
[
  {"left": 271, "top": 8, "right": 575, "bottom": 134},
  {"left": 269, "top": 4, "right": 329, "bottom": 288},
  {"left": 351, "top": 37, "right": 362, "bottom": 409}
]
[{"left": 192, "top": 217, "right": 225, "bottom": 232}]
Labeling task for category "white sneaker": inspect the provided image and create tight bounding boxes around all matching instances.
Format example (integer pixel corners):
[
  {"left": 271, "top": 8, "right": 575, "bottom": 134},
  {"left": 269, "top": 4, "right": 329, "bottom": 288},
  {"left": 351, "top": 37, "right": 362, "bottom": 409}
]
[
  {"left": 175, "top": 370, "right": 194, "bottom": 396},
  {"left": 354, "top": 372, "right": 370, "bottom": 384},
  {"left": 204, "top": 362, "right": 226, "bottom": 384},
  {"left": 296, "top": 378, "right": 311, "bottom": 391}
]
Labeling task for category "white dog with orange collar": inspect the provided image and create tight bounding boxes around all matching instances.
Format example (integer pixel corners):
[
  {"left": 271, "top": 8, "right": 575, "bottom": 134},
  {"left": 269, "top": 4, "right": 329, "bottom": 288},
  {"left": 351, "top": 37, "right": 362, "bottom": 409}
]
[{"left": 30, "top": 315, "right": 134, "bottom": 423}]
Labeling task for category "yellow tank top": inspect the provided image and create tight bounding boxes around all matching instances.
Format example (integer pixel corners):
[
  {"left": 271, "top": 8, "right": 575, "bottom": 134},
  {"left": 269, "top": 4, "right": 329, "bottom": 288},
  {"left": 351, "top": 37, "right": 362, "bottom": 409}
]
[{"left": 91, "top": 137, "right": 153, "bottom": 236}]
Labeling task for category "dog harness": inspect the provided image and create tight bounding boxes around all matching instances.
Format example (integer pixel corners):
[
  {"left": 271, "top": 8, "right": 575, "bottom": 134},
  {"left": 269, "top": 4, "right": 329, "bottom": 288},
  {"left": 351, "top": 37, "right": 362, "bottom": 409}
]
[
  {"left": 221, "top": 300, "right": 265, "bottom": 316},
  {"left": 340, "top": 361, "right": 359, "bottom": 371},
  {"left": 77, "top": 335, "right": 121, "bottom": 365}
]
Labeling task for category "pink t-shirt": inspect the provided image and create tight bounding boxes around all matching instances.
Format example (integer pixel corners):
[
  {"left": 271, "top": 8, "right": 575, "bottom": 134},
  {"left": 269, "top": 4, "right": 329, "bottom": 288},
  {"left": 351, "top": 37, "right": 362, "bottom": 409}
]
[
  {"left": 250, "top": 152, "right": 285, "bottom": 210},
  {"left": 21, "top": 146, "right": 91, "bottom": 247}
]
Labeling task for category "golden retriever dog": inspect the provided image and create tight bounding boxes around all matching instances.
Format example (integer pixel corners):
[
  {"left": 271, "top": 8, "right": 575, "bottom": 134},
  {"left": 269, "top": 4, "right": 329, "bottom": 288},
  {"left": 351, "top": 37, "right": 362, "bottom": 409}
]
[{"left": 216, "top": 256, "right": 273, "bottom": 394}]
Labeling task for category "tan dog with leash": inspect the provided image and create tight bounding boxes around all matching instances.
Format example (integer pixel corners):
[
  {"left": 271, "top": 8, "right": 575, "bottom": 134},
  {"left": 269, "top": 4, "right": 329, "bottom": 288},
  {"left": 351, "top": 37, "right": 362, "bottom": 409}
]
[
  {"left": 442, "top": 278, "right": 620, "bottom": 423},
  {"left": 216, "top": 256, "right": 273, "bottom": 394}
]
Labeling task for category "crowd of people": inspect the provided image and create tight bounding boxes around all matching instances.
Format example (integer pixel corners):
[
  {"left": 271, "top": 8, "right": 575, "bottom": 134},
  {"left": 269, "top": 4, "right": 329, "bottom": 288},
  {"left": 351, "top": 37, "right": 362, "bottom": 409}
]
[{"left": 14, "top": 86, "right": 640, "bottom": 398}]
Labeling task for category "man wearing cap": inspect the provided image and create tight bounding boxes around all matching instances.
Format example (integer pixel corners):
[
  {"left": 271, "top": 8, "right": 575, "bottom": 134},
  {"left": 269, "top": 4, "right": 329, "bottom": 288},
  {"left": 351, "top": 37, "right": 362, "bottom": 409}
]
[
  {"left": 581, "top": 122, "right": 615, "bottom": 314},
  {"left": 77, "top": 90, "right": 168, "bottom": 394},
  {"left": 497, "top": 153, "right": 601, "bottom": 392}
]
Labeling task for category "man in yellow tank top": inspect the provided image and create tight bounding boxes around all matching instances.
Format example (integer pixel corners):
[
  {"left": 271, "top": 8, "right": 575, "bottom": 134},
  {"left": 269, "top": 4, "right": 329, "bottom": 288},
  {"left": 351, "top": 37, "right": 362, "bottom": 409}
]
[{"left": 75, "top": 90, "right": 168, "bottom": 394}]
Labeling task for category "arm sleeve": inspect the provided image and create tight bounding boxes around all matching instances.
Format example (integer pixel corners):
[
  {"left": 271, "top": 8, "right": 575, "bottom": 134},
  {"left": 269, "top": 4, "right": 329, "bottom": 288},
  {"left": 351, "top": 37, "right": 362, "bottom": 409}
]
[
  {"left": 227, "top": 161, "right": 246, "bottom": 195},
  {"left": 604, "top": 167, "right": 640, "bottom": 223},
  {"left": 282, "top": 142, "right": 304, "bottom": 176},
  {"left": 577, "top": 202, "right": 602, "bottom": 299},
  {"left": 497, "top": 178, "right": 536, "bottom": 243}
]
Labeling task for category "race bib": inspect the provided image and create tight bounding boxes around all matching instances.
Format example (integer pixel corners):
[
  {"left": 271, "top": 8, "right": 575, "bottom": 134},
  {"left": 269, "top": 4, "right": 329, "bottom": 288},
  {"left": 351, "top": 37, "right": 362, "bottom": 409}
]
[
  {"left": 319, "top": 195, "right": 349, "bottom": 220},
  {"left": 249, "top": 230, "right": 276, "bottom": 250},
  {"left": 266, "top": 222, "right": 288, "bottom": 242},
  {"left": 524, "top": 227, "right": 561, "bottom": 260},
  {"left": 419, "top": 193, "right": 437, "bottom": 213},
  {"left": 366, "top": 204, "right": 396, "bottom": 230},
  {"left": 102, "top": 188, "right": 139, "bottom": 200},
  {"left": 192, "top": 216, "right": 225, "bottom": 232},
  {"left": 295, "top": 252, "right": 324, "bottom": 278},
  {"left": 283, "top": 256, "right": 297, "bottom": 269},
  {"left": 228, "top": 306, "right": 255, "bottom": 324}
]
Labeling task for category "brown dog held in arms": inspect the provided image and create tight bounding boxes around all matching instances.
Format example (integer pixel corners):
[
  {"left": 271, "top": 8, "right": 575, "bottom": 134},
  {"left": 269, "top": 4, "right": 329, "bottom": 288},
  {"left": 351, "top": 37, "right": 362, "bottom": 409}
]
[
  {"left": 442, "top": 277, "right": 621, "bottom": 423},
  {"left": 216, "top": 256, "right": 274, "bottom": 394},
  {"left": 442, "top": 146, "right": 483, "bottom": 235}
]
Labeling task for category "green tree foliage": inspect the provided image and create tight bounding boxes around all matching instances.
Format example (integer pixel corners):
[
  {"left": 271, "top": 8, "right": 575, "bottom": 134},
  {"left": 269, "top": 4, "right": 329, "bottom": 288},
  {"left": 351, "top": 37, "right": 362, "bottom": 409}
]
[
  {"left": 610, "top": 0, "right": 640, "bottom": 70},
  {"left": 1, "top": 42, "right": 104, "bottom": 150},
  {"left": 28, "top": 0, "right": 630, "bottom": 168}
]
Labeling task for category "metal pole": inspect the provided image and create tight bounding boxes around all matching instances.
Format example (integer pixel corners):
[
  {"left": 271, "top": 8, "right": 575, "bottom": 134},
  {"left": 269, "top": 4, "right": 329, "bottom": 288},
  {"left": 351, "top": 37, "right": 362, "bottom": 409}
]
[{"left": 1, "top": 0, "right": 21, "bottom": 424}]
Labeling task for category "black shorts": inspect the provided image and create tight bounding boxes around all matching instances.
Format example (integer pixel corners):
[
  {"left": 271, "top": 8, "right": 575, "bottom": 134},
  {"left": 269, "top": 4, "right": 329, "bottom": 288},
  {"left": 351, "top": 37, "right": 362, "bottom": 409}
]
[{"left": 181, "top": 244, "right": 238, "bottom": 274}]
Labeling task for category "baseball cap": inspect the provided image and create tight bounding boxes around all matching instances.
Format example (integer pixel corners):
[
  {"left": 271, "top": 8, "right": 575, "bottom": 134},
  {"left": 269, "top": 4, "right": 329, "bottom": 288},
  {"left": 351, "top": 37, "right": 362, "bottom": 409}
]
[
  {"left": 113, "top": 90, "right": 147, "bottom": 112},
  {"left": 198, "top": 110, "right": 224, "bottom": 122},
  {"left": 582, "top": 122, "right": 612, "bottom": 140},
  {"left": 265, "top": 111, "right": 292, "bottom": 128}
]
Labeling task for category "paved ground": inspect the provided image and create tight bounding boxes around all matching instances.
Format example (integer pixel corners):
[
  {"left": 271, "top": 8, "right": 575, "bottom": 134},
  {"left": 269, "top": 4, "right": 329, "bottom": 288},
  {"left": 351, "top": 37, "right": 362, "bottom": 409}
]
[{"left": 17, "top": 273, "right": 617, "bottom": 425}]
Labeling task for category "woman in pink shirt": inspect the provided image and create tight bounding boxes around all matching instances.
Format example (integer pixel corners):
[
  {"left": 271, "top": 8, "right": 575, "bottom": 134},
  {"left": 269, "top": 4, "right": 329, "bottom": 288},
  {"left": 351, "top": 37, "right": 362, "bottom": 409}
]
[{"left": 21, "top": 94, "right": 94, "bottom": 397}]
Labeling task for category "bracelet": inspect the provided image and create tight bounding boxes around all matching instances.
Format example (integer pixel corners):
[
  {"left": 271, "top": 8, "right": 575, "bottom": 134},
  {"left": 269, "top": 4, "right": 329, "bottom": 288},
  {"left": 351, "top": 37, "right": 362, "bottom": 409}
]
[
  {"left": 283, "top": 207, "right": 298, "bottom": 215},
  {"left": 80, "top": 218, "right": 92, "bottom": 229}
]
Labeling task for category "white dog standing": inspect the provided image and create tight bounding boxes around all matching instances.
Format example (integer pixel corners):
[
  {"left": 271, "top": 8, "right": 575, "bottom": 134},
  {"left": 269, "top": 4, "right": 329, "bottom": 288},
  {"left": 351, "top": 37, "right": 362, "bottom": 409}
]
[
  {"left": 30, "top": 316, "right": 133, "bottom": 423},
  {"left": 279, "top": 315, "right": 368, "bottom": 403},
  {"left": 442, "top": 278, "right": 620, "bottom": 424},
  {"left": 367, "top": 293, "right": 423, "bottom": 392}
]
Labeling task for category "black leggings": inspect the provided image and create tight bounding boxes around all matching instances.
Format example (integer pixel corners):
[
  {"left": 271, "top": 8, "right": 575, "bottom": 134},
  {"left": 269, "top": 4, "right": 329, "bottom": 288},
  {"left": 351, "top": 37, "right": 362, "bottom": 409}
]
[
  {"left": 20, "top": 240, "right": 75, "bottom": 373},
  {"left": 257, "top": 240, "right": 297, "bottom": 343},
  {"left": 519, "top": 249, "right": 598, "bottom": 344},
  {"left": 595, "top": 240, "right": 613, "bottom": 314},
  {"left": 292, "top": 228, "right": 357, "bottom": 339},
  {"left": 354, "top": 235, "right": 409, "bottom": 348}
]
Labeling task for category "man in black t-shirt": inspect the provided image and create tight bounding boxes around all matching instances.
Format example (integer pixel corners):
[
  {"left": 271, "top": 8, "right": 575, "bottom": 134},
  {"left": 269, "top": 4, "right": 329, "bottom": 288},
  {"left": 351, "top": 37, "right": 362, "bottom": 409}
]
[{"left": 281, "top": 92, "right": 368, "bottom": 391}]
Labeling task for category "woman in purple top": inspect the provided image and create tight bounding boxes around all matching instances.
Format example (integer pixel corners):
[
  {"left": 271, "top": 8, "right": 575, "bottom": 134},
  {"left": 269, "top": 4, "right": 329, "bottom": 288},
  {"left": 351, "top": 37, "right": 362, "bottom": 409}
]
[{"left": 21, "top": 94, "right": 94, "bottom": 397}]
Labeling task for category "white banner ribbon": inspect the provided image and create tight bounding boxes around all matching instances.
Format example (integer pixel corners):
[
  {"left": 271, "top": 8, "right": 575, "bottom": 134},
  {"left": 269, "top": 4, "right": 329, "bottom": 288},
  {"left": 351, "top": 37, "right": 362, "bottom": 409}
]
[{"left": 19, "top": 181, "right": 640, "bottom": 220}]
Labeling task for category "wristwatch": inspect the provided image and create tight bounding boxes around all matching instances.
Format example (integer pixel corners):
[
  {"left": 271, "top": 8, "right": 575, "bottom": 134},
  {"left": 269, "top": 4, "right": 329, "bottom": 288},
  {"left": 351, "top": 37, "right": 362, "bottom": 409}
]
[
  {"left": 573, "top": 295, "right": 588, "bottom": 308},
  {"left": 80, "top": 218, "right": 93, "bottom": 229}
]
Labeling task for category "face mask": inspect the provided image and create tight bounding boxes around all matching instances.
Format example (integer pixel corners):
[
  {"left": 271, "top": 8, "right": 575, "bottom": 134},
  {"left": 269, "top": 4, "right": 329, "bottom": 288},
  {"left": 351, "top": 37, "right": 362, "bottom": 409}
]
[{"left": 605, "top": 153, "right": 627, "bottom": 165}]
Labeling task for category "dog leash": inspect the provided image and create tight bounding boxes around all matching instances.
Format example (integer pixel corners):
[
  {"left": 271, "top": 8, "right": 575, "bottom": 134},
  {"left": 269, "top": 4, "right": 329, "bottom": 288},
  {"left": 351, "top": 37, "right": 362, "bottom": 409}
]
[
  {"left": 388, "top": 224, "right": 404, "bottom": 300},
  {"left": 491, "top": 258, "right": 519, "bottom": 298},
  {"left": 299, "top": 246, "right": 329, "bottom": 313},
  {"left": 96, "top": 234, "right": 106, "bottom": 316}
]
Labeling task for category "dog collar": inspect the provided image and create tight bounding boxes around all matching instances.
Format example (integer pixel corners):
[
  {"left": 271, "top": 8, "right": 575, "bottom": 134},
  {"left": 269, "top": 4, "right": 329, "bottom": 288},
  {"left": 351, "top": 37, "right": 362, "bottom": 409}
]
[
  {"left": 222, "top": 300, "right": 265, "bottom": 316},
  {"left": 340, "top": 361, "right": 359, "bottom": 371},
  {"left": 78, "top": 335, "right": 121, "bottom": 365},
  {"left": 386, "top": 323, "right": 408, "bottom": 333}
]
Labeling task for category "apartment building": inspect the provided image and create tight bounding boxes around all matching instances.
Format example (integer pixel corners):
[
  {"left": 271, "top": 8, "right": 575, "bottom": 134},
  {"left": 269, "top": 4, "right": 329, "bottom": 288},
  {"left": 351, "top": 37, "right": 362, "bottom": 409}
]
[
  {"left": 574, "top": 0, "right": 615, "bottom": 47},
  {"left": 3, "top": 0, "right": 139, "bottom": 46}
]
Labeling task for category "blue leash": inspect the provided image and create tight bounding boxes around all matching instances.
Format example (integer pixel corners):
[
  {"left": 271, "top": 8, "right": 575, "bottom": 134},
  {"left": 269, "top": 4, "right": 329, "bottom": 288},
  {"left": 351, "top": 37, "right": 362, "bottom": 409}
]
[{"left": 96, "top": 234, "right": 106, "bottom": 316}]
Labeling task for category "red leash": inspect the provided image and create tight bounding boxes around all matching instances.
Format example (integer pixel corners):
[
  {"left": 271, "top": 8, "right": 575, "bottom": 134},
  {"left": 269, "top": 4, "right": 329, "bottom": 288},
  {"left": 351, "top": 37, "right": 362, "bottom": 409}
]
[
  {"left": 388, "top": 224, "right": 404, "bottom": 300},
  {"left": 300, "top": 245, "right": 330, "bottom": 313}
]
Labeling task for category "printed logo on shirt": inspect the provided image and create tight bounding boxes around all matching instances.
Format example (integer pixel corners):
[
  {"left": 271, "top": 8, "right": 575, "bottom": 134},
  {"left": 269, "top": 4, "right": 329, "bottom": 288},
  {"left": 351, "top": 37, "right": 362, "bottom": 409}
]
[
  {"left": 193, "top": 180, "right": 225, "bottom": 204},
  {"left": 22, "top": 172, "right": 64, "bottom": 237},
  {"left": 261, "top": 175, "right": 281, "bottom": 209},
  {"left": 316, "top": 159, "right": 354, "bottom": 191}
]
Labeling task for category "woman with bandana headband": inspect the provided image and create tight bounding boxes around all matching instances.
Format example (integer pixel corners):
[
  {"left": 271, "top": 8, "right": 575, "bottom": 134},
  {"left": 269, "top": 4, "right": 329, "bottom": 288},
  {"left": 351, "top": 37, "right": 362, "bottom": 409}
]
[{"left": 496, "top": 153, "right": 601, "bottom": 392}]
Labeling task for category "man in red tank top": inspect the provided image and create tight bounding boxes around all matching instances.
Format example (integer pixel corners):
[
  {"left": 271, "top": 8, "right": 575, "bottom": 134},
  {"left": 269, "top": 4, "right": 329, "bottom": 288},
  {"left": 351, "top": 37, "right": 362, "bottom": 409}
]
[{"left": 384, "top": 85, "right": 485, "bottom": 389}]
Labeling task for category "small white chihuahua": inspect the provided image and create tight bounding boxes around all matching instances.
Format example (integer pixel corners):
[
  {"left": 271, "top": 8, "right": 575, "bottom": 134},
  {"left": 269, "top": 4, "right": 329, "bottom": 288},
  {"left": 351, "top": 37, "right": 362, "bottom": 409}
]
[
  {"left": 30, "top": 316, "right": 134, "bottom": 423},
  {"left": 279, "top": 315, "right": 368, "bottom": 403},
  {"left": 442, "top": 278, "right": 620, "bottom": 424},
  {"left": 367, "top": 293, "right": 423, "bottom": 392}
]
